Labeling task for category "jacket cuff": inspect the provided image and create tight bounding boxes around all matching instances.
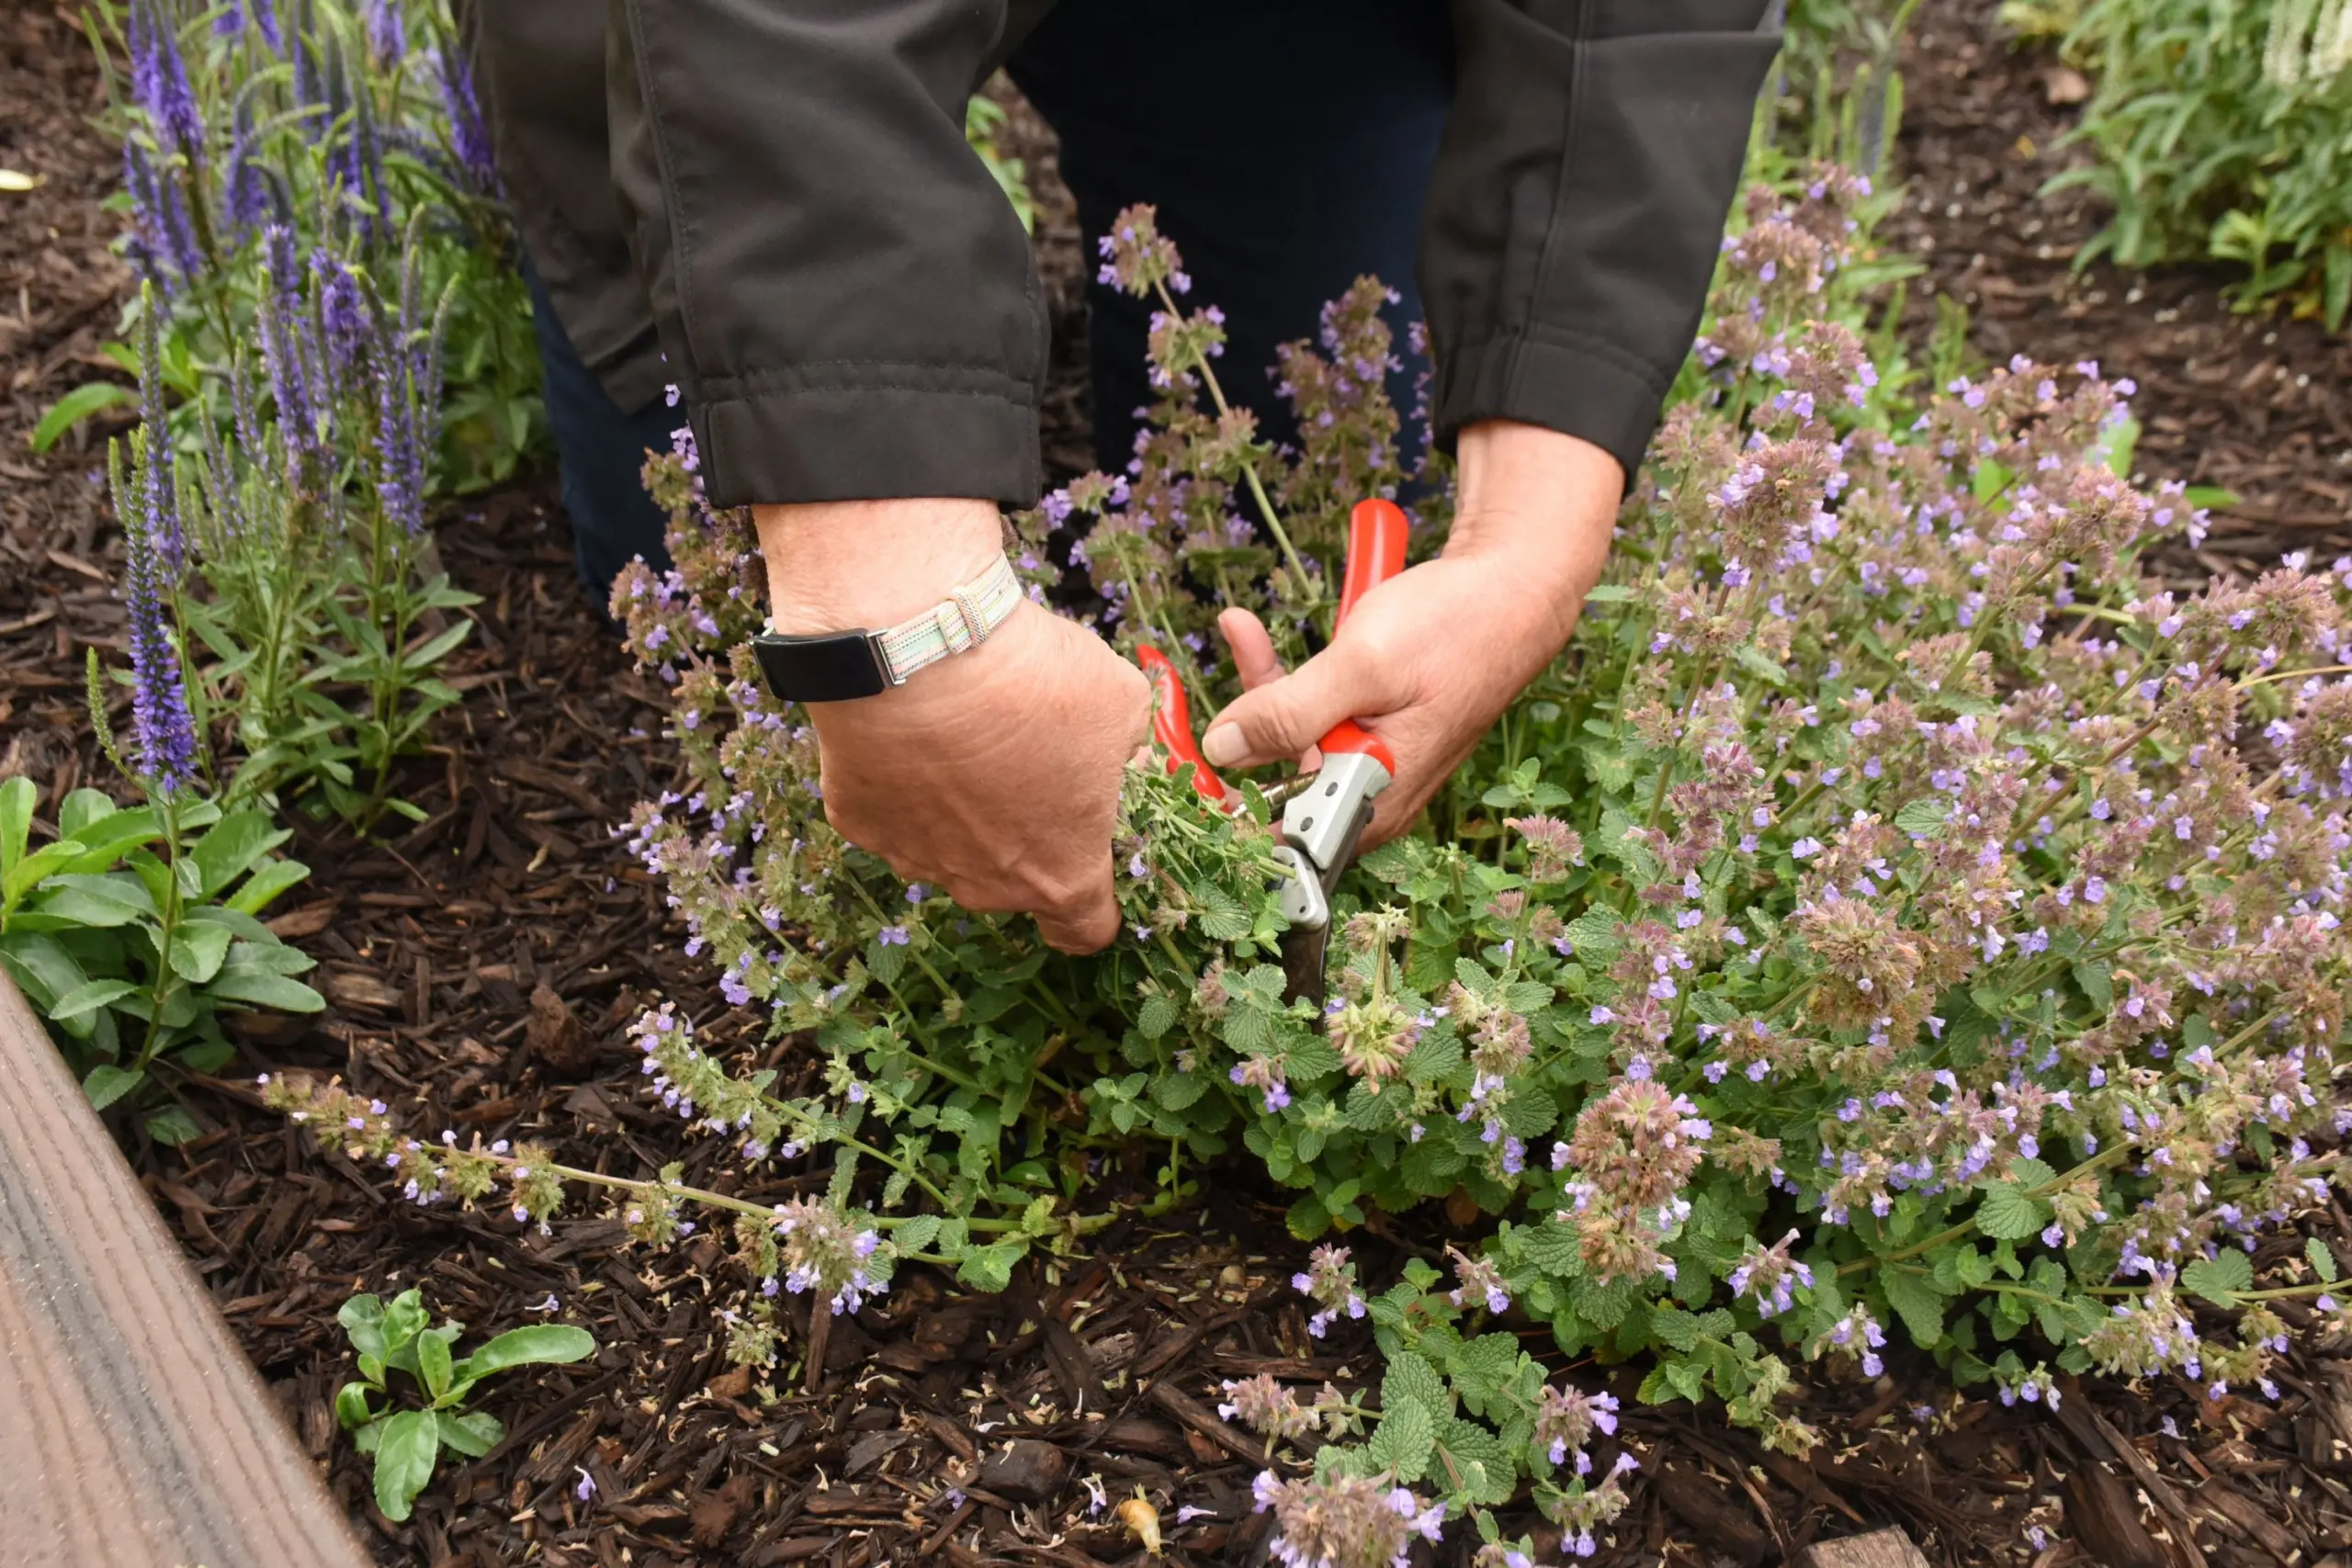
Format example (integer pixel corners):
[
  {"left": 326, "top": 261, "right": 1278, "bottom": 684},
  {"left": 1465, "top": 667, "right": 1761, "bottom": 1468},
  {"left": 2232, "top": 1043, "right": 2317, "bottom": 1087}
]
[
  {"left": 695, "top": 377, "right": 1042, "bottom": 510},
  {"left": 1432, "top": 325, "right": 1668, "bottom": 490}
]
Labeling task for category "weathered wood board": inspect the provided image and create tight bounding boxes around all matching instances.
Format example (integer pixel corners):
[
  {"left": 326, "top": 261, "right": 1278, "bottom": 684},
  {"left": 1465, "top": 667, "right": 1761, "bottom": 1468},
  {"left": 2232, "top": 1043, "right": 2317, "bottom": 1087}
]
[{"left": 0, "top": 971, "right": 369, "bottom": 1567}]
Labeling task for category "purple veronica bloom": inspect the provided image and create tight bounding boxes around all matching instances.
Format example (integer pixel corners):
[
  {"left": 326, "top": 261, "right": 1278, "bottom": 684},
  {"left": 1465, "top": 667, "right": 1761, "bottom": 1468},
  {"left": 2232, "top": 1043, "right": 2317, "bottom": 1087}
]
[
  {"left": 312, "top": 250, "right": 368, "bottom": 379},
  {"left": 257, "top": 225, "right": 318, "bottom": 480},
  {"left": 435, "top": 46, "right": 498, "bottom": 193},
  {"left": 121, "top": 138, "right": 200, "bottom": 290},
  {"left": 363, "top": 0, "right": 404, "bottom": 66},
  {"left": 219, "top": 97, "right": 277, "bottom": 241},
  {"left": 130, "top": 0, "right": 204, "bottom": 155}
]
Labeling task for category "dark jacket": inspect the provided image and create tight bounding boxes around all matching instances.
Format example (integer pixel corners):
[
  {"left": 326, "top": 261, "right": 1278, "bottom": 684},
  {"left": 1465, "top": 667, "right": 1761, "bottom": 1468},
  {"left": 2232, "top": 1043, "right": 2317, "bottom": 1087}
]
[{"left": 473, "top": 0, "right": 1779, "bottom": 512}]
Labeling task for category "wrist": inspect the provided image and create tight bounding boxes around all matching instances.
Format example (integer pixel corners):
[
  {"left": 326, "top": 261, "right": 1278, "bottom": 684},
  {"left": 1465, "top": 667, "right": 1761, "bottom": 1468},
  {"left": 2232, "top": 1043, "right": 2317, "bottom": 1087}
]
[
  {"left": 753, "top": 497, "right": 1006, "bottom": 636},
  {"left": 1444, "top": 421, "right": 1621, "bottom": 642}
]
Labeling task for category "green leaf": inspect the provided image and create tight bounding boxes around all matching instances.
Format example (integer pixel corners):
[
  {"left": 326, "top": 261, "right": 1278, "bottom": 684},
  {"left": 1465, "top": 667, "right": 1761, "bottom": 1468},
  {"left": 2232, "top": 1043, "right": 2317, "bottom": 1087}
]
[
  {"left": 1881, "top": 1268, "right": 1950, "bottom": 1348},
  {"left": 166, "top": 919, "right": 234, "bottom": 985},
  {"left": 1894, "top": 797, "right": 1951, "bottom": 838},
  {"left": 1734, "top": 646, "right": 1791, "bottom": 688},
  {"left": 206, "top": 968, "right": 326, "bottom": 1012},
  {"left": 452, "top": 1325, "right": 596, "bottom": 1384},
  {"left": 334, "top": 1382, "right": 378, "bottom": 1430},
  {"left": 1562, "top": 909, "right": 1623, "bottom": 961},
  {"left": 1136, "top": 993, "right": 1178, "bottom": 1040},
  {"left": 1381, "top": 1350, "right": 1450, "bottom": 1421},
  {"left": 419, "top": 1328, "right": 454, "bottom": 1402},
  {"left": 32, "top": 874, "right": 155, "bottom": 927},
  {"left": 0, "top": 775, "right": 32, "bottom": 878},
  {"left": 381, "top": 1291, "right": 429, "bottom": 1355},
  {"left": 2181, "top": 1249, "right": 2252, "bottom": 1307},
  {"left": 370, "top": 1409, "right": 441, "bottom": 1522},
  {"left": 890, "top": 1214, "right": 942, "bottom": 1255},
  {"left": 1433, "top": 1418, "right": 1515, "bottom": 1506},
  {"left": 187, "top": 809, "right": 291, "bottom": 900},
  {"left": 1974, "top": 1181, "right": 2050, "bottom": 1242},
  {"left": 224, "top": 856, "right": 310, "bottom": 914},
  {"left": 143, "top": 1104, "right": 202, "bottom": 1146},
  {"left": 340, "top": 1294, "right": 389, "bottom": 1359},
  {"left": 44, "top": 976, "right": 141, "bottom": 1021},
  {"left": 82, "top": 1063, "right": 143, "bottom": 1111},
  {"left": 1368, "top": 1397, "right": 1436, "bottom": 1483},
  {"left": 435, "top": 1408, "right": 503, "bottom": 1458},
  {"left": 2310, "top": 1237, "right": 2339, "bottom": 1285},
  {"left": 1582, "top": 583, "right": 1634, "bottom": 604},
  {"left": 29, "top": 378, "right": 136, "bottom": 454}
]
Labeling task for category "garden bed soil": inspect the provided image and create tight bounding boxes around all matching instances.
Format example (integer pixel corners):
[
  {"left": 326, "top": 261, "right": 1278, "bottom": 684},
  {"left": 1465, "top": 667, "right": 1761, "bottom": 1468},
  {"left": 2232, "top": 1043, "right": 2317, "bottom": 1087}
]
[{"left": 5, "top": 2, "right": 2352, "bottom": 1563}]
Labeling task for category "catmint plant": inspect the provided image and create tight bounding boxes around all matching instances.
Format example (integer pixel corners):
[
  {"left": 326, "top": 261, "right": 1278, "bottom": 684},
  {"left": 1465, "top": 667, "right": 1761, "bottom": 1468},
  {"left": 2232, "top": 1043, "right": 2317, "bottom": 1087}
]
[{"left": 277, "top": 159, "right": 2351, "bottom": 1565}]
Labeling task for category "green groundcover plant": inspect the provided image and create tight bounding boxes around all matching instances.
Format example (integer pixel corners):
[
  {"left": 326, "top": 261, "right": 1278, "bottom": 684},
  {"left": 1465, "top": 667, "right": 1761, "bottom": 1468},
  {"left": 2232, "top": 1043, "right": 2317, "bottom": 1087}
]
[
  {"left": 334, "top": 1287, "right": 595, "bottom": 1522},
  {"left": 275, "top": 165, "right": 2352, "bottom": 1563},
  {"left": 2012, "top": 0, "right": 2352, "bottom": 326}
]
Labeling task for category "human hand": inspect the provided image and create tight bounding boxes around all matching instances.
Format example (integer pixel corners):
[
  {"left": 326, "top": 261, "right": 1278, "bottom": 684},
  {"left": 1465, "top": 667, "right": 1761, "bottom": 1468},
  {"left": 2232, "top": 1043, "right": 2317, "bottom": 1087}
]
[
  {"left": 1198, "top": 422, "right": 1621, "bottom": 845},
  {"left": 754, "top": 497, "right": 1151, "bottom": 953}
]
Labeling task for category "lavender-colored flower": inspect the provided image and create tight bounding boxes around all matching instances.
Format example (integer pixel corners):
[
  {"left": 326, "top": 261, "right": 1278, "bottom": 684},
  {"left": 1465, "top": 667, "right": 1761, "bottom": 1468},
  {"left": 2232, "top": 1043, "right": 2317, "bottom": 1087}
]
[
  {"left": 770, "top": 1197, "right": 887, "bottom": 1314},
  {"left": 362, "top": 0, "right": 403, "bottom": 67},
  {"left": 220, "top": 100, "right": 271, "bottom": 240},
  {"left": 130, "top": 0, "right": 204, "bottom": 155},
  {"left": 435, "top": 45, "right": 498, "bottom": 194},
  {"left": 110, "top": 330, "right": 198, "bottom": 799},
  {"left": 312, "top": 250, "right": 368, "bottom": 378},
  {"left": 257, "top": 224, "right": 319, "bottom": 481},
  {"left": 1291, "top": 1243, "right": 1365, "bottom": 1337},
  {"left": 121, "top": 137, "right": 200, "bottom": 290}
]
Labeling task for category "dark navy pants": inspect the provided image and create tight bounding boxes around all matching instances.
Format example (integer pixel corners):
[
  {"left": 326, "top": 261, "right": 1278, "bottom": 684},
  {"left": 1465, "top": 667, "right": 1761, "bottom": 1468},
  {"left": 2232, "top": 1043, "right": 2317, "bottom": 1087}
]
[{"left": 530, "top": 0, "right": 1453, "bottom": 598}]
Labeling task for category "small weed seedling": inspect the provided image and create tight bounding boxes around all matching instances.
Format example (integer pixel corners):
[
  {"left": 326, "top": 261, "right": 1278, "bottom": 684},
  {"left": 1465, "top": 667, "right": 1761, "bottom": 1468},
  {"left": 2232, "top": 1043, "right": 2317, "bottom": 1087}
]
[{"left": 335, "top": 1288, "right": 594, "bottom": 1522}]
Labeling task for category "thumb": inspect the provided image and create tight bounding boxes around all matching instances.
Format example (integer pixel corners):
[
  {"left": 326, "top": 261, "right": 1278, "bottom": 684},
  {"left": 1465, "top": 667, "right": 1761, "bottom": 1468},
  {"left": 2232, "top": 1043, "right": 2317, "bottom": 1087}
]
[{"left": 1202, "top": 641, "right": 1386, "bottom": 769}]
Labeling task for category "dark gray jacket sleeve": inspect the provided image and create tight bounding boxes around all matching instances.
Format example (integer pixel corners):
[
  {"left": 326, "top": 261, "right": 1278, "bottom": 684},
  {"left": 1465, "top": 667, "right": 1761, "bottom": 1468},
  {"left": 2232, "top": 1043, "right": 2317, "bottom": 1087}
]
[
  {"left": 608, "top": 0, "right": 1047, "bottom": 510},
  {"left": 1421, "top": 0, "right": 1780, "bottom": 480},
  {"left": 609, "top": 0, "right": 1772, "bottom": 511}
]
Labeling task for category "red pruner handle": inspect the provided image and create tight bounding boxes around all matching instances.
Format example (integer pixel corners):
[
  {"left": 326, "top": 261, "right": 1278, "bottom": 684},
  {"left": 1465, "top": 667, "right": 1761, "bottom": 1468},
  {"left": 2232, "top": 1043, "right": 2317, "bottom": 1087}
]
[
  {"left": 1317, "top": 717, "right": 1396, "bottom": 777},
  {"left": 1314, "top": 498, "right": 1410, "bottom": 775},
  {"left": 1136, "top": 645, "right": 1230, "bottom": 805},
  {"left": 1335, "top": 497, "right": 1410, "bottom": 627}
]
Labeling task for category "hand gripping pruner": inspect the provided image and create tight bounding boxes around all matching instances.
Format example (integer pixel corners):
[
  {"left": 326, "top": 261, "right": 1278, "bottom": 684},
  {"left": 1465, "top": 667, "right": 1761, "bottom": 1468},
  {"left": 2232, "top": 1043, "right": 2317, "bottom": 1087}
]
[{"left": 1135, "top": 498, "right": 1411, "bottom": 1008}]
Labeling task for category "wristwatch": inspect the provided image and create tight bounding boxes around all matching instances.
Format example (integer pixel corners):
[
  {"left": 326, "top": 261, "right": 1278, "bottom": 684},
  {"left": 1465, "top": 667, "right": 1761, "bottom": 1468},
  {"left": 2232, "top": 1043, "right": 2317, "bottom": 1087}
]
[{"left": 749, "top": 552, "right": 1024, "bottom": 704}]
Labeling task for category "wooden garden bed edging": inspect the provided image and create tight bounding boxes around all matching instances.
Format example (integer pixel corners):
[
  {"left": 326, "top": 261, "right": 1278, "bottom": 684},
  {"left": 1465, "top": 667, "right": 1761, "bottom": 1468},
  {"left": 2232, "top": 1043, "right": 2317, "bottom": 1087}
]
[{"left": 0, "top": 971, "right": 369, "bottom": 1568}]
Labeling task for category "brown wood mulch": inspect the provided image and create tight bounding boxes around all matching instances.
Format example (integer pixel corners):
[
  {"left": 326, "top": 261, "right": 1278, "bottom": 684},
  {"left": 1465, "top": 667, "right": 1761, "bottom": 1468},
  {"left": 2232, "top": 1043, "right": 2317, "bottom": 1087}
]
[{"left": 5, "top": 1, "right": 2352, "bottom": 1563}]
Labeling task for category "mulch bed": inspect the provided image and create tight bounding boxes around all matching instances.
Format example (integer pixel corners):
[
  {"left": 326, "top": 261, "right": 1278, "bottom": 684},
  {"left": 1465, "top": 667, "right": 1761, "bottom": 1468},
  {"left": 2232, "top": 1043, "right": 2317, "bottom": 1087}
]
[{"left": 4, "top": 2, "right": 2351, "bottom": 1563}]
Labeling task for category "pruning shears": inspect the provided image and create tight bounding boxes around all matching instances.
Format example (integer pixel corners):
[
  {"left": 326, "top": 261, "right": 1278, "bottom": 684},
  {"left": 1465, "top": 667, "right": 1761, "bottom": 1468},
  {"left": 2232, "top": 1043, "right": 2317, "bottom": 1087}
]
[{"left": 1136, "top": 498, "right": 1411, "bottom": 1008}]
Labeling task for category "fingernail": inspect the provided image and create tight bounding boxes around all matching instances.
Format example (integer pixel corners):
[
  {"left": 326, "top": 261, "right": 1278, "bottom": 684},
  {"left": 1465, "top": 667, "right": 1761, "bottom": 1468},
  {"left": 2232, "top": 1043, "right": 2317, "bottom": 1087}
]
[{"left": 1201, "top": 725, "right": 1247, "bottom": 767}]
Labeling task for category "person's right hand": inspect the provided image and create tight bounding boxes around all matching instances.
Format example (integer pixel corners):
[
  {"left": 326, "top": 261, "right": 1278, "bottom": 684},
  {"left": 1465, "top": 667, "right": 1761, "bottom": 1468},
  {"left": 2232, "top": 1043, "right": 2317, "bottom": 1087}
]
[{"left": 753, "top": 497, "right": 1150, "bottom": 953}]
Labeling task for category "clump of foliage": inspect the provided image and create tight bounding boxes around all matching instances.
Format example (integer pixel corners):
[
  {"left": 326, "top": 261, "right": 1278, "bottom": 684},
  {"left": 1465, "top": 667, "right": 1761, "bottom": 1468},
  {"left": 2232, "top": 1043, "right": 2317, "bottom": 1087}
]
[
  {"left": 44, "top": 0, "right": 540, "bottom": 490},
  {"left": 2, "top": 308, "right": 324, "bottom": 1137},
  {"left": 1, "top": 776, "right": 320, "bottom": 1142},
  {"left": 334, "top": 1286, "right": 595, "bottom": 1521},
  {"left": 105, "top": 259, "right": 478, "bottom": 832},
  {"left": 2013, "top": 0, "right": 2352, "bottom": 325},
  {"left": 275, "top": 166, "right": 2352, "bottom": 1563}
]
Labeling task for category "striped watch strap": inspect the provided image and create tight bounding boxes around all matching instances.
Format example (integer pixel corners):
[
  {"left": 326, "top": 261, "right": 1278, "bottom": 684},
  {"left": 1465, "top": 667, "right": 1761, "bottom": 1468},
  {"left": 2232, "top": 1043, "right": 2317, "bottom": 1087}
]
[{"left": 869, "top": 552, "right": 1025, "bottom": 687}]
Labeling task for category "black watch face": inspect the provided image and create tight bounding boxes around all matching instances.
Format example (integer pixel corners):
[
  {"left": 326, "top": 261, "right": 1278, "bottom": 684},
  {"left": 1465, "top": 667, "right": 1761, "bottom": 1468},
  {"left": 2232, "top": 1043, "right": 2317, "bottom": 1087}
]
[{"left": 752, "top": 631, "right": 890, "bottom": 704}]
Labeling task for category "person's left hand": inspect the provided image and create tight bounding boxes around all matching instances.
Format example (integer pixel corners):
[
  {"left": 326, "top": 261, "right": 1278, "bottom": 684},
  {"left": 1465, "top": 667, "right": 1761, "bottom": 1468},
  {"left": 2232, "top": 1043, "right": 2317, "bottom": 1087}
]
[{"left": 1199, "top": 421, "right": 1622, "bottom": 845}]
